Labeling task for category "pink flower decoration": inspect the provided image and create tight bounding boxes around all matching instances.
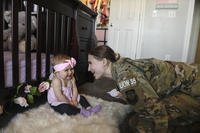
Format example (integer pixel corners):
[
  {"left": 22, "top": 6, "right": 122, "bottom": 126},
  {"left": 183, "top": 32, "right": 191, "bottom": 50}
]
[{"left": 38, "top": 81, "right": 50, "bottom": 93}]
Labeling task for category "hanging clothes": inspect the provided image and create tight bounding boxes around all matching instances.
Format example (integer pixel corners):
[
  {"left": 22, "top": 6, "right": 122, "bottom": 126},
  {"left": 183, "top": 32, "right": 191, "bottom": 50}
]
[{"left": 69, "top": 18, "right": 79, "bottom": 60}]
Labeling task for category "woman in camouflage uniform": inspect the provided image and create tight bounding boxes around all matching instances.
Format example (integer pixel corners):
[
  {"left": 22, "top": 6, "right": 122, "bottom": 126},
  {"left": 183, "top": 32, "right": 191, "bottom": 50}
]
[{"left": 88, "top": 45, "right": 200, "bottom": 133}]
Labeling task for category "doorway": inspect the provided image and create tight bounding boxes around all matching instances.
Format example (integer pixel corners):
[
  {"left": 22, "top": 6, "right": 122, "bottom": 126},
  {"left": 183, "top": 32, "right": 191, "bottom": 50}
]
[
  {"left": 107, "top": 0, "right": 145, "bottom": 59},
  {"left": 195, "top": 29, "right": 200, "bottom": 63},
  {"left": 194, "top": 0, "right": 200, "bottom": 63}
]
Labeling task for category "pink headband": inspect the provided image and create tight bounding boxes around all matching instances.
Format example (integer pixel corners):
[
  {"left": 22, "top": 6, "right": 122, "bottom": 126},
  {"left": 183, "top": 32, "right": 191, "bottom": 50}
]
[{"left": 53, "top": 58, "right": 76, "bottom": 72}]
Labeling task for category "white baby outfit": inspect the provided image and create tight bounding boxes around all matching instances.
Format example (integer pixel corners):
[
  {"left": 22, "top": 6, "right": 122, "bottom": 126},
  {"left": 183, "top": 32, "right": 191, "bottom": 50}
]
[{"left": 48, "top": 79, "right": 80, "bottom": 106}]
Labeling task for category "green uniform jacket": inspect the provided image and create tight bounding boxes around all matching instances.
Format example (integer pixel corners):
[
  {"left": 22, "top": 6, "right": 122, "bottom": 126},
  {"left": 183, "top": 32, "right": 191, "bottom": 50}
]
[{"left": 111, "top": 58, "right": 200, "bottom": 132}]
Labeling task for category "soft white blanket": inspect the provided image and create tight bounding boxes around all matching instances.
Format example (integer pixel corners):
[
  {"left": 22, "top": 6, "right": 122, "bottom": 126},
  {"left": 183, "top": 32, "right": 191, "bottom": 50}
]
[{"left": 3, "top": 95, "right": 132, "bottom": 133}]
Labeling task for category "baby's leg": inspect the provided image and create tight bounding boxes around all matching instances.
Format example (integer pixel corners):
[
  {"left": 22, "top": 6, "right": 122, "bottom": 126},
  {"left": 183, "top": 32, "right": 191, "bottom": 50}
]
[
  {"left": 79, "top": 95, "right": 91, "bottom": 108},
  {"left": 79, "top": 95, "right": 101, "bottom": 113},
  {"left": 51, "top": 103, "right": 80, "bottom": 115},
  {"left": 51, "top": 103, "right": 92, "bottom": 117}
]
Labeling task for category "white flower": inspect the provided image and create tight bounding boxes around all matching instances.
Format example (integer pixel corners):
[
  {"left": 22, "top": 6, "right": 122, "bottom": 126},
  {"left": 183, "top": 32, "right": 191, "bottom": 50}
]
[
  {"left": 38, "top": 81, "right": 50, "bottom": 93},
  {"left": 14, "top": 97, "right": 29, "bottom": 107},
  {"left": 24, "top": 85, "right": 32, "bottom": 93}
]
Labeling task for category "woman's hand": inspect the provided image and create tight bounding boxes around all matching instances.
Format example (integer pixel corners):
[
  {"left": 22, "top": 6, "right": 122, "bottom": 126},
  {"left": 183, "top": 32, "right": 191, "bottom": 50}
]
[{"left": 66, "top": 80, "right": 73, "bottom": 88}]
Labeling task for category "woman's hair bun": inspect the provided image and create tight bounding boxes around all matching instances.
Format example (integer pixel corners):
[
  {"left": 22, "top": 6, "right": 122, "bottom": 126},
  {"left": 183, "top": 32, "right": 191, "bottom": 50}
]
[{"left": 115, "top": 53, "right": 120, "bottom": 60}]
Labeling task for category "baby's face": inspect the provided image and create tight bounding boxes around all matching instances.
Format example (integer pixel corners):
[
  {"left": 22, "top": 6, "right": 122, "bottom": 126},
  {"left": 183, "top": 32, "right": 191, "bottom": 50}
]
[{"left": 57, "top": 66, "right": 74, "bottom": 80}]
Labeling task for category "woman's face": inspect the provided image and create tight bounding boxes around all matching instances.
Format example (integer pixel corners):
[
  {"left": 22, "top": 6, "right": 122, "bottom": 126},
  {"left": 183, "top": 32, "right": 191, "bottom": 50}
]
[{"left": 88, "top": 54, "right": 105, "bottom": 79}]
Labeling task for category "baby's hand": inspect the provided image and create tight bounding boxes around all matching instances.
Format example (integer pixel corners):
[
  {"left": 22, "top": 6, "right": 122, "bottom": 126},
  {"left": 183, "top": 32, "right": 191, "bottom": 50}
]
[
  {"left": 72, "top": 99, "right": 78, "bottom": 106},
  {"left": 69, "top": 100, "right": 74, "bottom": 106},
  {"left": 67, "top": 80, "right": 73, "bottom": 88}
]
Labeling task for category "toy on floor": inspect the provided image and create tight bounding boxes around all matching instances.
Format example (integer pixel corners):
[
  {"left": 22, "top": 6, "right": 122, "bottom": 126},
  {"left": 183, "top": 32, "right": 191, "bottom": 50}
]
[{"left": 13, "top": 81, "right": 50, "bottom": 107}]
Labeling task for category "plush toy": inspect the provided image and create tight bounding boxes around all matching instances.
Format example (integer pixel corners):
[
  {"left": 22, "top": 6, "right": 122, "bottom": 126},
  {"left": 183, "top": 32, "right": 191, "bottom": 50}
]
[
  {"left": 3, "top": 11, "right": 37, "bottom": 52},
  {"left": 13, "top": 81, "right": 50, "bottom": 107}
]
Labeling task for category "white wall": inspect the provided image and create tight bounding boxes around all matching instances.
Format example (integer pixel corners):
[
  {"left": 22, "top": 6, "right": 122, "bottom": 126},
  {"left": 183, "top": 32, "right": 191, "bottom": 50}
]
[
  {"left": 105, "top": 0, "right": 199, "bottom": 62},
  {"left": 140, "top": 0, "right": 195, "bottom": 62}
]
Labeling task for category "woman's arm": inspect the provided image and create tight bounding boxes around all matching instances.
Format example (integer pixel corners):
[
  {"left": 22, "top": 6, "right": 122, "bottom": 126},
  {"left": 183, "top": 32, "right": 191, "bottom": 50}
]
[
  {"left": 134, "top": 77, "right": 168, "bottom": 133},
  {"left": 116, "top": 72, "right": 168, "bottom": 132}
]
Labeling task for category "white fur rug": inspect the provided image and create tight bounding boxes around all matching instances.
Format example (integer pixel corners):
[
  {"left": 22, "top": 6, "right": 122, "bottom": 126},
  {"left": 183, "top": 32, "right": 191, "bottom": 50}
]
[{"left": 3, "top": 95, "right": 132, "bottom": 133}]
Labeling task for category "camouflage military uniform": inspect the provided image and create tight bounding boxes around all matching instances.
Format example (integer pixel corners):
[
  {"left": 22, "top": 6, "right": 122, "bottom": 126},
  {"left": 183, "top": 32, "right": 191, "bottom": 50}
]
[{"left": 112, "top": 58, "right": 200, "bottom": 133}]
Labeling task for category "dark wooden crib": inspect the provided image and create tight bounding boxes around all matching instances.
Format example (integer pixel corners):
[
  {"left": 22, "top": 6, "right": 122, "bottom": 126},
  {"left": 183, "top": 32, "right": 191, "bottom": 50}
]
[{"left": 0, "top": 0, "right": 97, "bottom": 127}]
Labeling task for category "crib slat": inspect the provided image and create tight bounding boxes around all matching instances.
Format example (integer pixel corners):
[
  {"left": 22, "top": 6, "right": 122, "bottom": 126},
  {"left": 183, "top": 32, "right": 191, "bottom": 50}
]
[
  {"left": 36, "top": 6, "right": 42, "bottom": 81},
  {"left": 0, "top": 0, "right": 5, "bottom": 88},
  {"left": 54, "top": 12, "right": 61, "bottom": 54},
  {"left": 12, "top": 0, "right": 19, "bottom": 87},
  {"left": 53, "top": 13, "right": 57, "bottom": 54},
  {"left": 25, "top": 0, "right": 32, "bottom": 83},
  {"left": 66, "top": 17, "right": 71, "bottom": 54},
  {"left": 45, "top": 10, "right": 52, "bottom": 77},
  {"left": 60, "top": 15, "right": 66, "bottom": 53},
  {"left": 61, "top": 16, "right": 71, "bottom": 54}
]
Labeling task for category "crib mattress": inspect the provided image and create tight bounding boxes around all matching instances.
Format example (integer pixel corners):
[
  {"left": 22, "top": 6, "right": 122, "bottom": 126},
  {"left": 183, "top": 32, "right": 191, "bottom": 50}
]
[{"left": 4, "top": 51, "right": 49, "bottom": 87}]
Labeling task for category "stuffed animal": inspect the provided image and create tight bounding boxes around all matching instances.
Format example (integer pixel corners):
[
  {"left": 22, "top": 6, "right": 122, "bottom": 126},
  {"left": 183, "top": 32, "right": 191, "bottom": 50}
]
[
  {"left": 13, "top": 81, "right": 50, "bottom": 107},
  {"left": 3, "top": 11, "right": 37, "bottom": 52}
]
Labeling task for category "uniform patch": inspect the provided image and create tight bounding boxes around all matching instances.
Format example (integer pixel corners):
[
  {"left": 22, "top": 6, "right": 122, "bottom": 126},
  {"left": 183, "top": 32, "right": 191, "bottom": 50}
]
[{"left": 118, "top": 78, "right": 137, "bottom": 91}]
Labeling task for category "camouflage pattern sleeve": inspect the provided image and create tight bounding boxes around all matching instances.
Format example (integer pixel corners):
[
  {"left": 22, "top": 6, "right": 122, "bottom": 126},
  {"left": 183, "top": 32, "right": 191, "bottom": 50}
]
[
  {"left": 135, "top": 76, "right": 168, "bottom": 132},
  {"left": 112, "top": 58, "right": 200, "bottom": 132},
  {"left": 112, "top": 58, "right": 168, "bottom": 132}
]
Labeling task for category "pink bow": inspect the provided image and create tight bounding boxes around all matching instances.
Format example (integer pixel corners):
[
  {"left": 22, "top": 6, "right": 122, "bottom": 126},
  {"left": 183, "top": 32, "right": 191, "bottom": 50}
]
[
  {"left": 64, "top": 58, "right": 76, "bottom": 68},
  {"left": 53, "top": 58, "right": 76, "bottom": 72}
]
